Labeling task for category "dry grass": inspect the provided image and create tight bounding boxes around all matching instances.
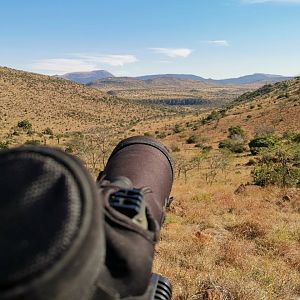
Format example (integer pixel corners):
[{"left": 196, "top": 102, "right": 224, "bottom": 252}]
[
  {"left": 1, "top": 67, "right": 300, "bottom": 299},
  {"left": 154, "top": 174, "right": 300, "bottom": 299}
]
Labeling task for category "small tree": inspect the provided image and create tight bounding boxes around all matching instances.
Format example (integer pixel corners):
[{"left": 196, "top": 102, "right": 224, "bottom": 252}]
[
  {"left": 173, "top": 153, "right": 196, "bottom": 183},
  {"left": 192, "top": 149, "right": 209, "bottom": 171},
  {"left": 65, "top": 132, "right": 115, "bottom": 174},
  {"left": 205, "top": 150, "right": 232, "bottom": 185}
]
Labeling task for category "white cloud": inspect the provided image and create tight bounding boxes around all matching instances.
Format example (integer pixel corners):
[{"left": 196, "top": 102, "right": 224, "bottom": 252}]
[
  {"left": 75, "top": 54, "right": 138, "bottom": 66},
  {"left": 33, "top": 59, "right": 96, "bottom": 74},
  {"left": 150, "top": 48, "right": 192, "bottom": 58},
  {"left": 32, "top": 54, "right": 138, "bottom": 74},
  {"left": 242, "top": 0, "right": 300, "bottom": 3},
  {"left": 207, "top": 40, "right": 229, "bottom": 47}
]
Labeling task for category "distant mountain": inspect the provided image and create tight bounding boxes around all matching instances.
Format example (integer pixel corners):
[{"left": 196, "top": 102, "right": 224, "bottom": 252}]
[
  {"left": 136, "top": 74, "right": 206, "bottom": 81},
  {"left": 60, "top": 70, "right": 294, "bottom": 86},
  {"left": 136, "top": 73, "right": 292, "bottom": 85},
  {"left": 60, "top": 70, "right": 114, "bottom": 84},
  {"left": 211, "top": 73, "right": 293, "bottom": 85}
]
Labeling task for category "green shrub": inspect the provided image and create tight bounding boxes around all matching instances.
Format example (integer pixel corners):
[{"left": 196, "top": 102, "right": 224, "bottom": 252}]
[
  {"left": 201, "top": 110, "right": 225, "bottom": 124},
  {"left": 172, "top": 124, "right": 183, "bottom": 134},
  {"left": 219, "top": 139, "right": 245, "bottom": 153},
  {"left": 17, "top": 120, "right": 32, "bottom": 130},
  {"left": 186, "top": 135, "right": 199, "bottom": 144},
  {"left": 248, "top": 135, "right": 278, "bottom": 155},
  {"left": 251, "top": 146, "right": 300, "bottom": 187},
  {"left": 228, "top": 126, "right": 245, "bottom": 139}
]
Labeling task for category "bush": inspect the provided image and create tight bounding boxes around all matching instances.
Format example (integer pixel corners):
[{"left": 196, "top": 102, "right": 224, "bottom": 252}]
[
  {"left": 43, "top": 127, "right": 53, "bottom": 135},
  {"left": 201, "top": 110, "right": 225, "bottom": 124},
  {"left": 219, "top": 139, "right": 245, "bottom": 153},
  {"left": 251, "top": 146, "right": 300, "bottom": 187},
  {"left": 228, "top": 126, "right": 245, "bottom": 140},
  {"left": 17, "top": 120, "right": 32, "bottom": 130},
  {"left": 186, "top": 135, "right": 199, "bottom": 144},
  {"left": 248, "top": 135, "right": 278, "bottom": 155},
  {"left": 172, "top": 124, "right": 183, "bottom": 134}
]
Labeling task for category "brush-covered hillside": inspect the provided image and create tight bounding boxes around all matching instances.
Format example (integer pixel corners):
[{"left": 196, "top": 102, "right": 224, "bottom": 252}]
[
  {"left": 130, "top": 77, "right": 300, "bottom": 147},
  {"left": 0, "top": 67, "right": 176, "bottom": 144}
]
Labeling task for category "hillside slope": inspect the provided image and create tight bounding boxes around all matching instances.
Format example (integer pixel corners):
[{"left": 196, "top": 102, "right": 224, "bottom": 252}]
[
  {"left": 186, "top": 77, "right": 300, "bottom": 145},
  {"left": 0, "top": 67, "right": 173, "bottom": 140},
  {"left": 132, "top": 77, "right": 300, "bottom": 152}
]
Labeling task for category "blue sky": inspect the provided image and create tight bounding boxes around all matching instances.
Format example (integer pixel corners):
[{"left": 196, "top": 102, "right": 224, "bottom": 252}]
[{"left": 0, "top": 0, "right": 300, "bottom": 78}]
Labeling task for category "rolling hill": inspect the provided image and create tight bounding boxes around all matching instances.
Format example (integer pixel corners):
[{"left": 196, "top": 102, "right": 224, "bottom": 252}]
[{"left": 0, "top": 67, "right": 174, "bottom": 143}]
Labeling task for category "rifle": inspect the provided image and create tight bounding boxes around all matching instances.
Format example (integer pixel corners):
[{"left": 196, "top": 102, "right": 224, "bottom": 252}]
[{"left": 0, "top": 136, "right": 174, "bottom": 300}]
